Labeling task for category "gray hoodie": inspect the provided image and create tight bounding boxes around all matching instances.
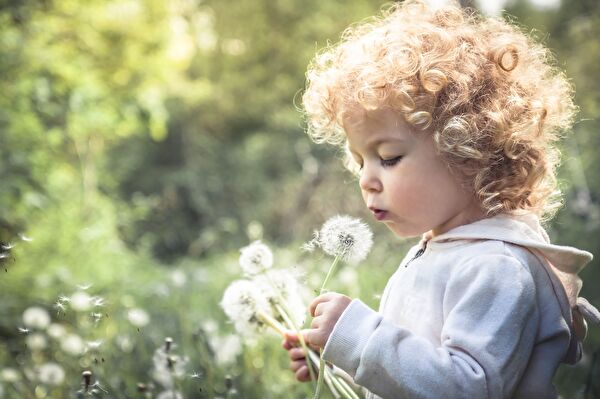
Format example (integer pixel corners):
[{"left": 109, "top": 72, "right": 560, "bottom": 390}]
[{"left": 322, "top": 214, "right": 597, "bottom": 399}]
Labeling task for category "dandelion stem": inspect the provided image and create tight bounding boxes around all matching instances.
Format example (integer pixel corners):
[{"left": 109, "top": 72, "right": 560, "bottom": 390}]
[
  {"left": 274, "top": 303, "right": 317, "bottom": 385},
  {"left": 314, "top": 254, "right": 344, "bottom": 399},
  {"left": 256, "top": 310, "right": 287, "bottom": 336},
  {"left": 320, "top": 255, "right": 342, "bottom": 295}
]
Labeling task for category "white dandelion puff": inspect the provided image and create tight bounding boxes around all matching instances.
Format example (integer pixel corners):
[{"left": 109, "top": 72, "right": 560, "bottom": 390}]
[
  {"left": 22, "top": 307, "right": 51, "bottom": 330},
  {"left": 221, "top": 279, "right": 276, "bottom": 336},
  {"left": 311, "top": 215, "right": 373, "bottom": 265},
  {"left": 0, "top": 368, "right": 21, "bottom": 382},
  {"left": 26, "top": 333, "right": 47, "bottom": 351},
  {"left": 37, "top": 362, "right": 65, "bottom": 386},
  {"left": 47, "top": 324, "right": 66, "bottom": 339},
  {"left": 60, "top": 334, "right": 85, "bottom": 356},
  {"left": 70, "top": 291, "right": 92, "bottom": 311},
  {"left": 157, "top": 391, "right": 183, "bottom": 399},
  {"left": 152, "top": 345, "right": 188, "bottom": 388},
  {"left": 127, "top": 308, "right": 150, "bottom": 327},
  {"left": 239, "top": 241, "right": 273, "bottom": 276},
  {"left": 254, "top": 269, "right": 307, "bottom": 327}
]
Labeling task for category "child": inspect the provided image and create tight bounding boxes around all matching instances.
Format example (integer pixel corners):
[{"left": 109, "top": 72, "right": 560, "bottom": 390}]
[{"left": 283, "top": 1, "right": 599, "bottom": 398}]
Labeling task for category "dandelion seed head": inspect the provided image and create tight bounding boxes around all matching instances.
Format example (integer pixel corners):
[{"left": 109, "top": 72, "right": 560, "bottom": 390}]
[
  {"left": 152, "top": 347, "right": 187, "bottom": 388},
  {"left": 37, "top": 363, "right": 65, "bottom": 386},
  {"left": 221, "top": 279, "right": 271, "bottom": 336},
  {"left": 0, "top": 368, "right": 20, "bottom": 382},
  {"left": 60, "top": 334, "right": 85, "bottom": 356},
  {"left": 70, "top": 292, "right": 92, "bottom": 311},
  {"left": 239, "top": 241, "right": 273, "bottom": 276},
  {"left": 157, "top": 391, "right": 183, "bottom": 399},
  {"left": 317, "top": 215, "right": 373, "bottom": 264},
  {"left": 47, "top": 324, "right": 67, "bottom": 339},
  {"left": 127, "top": 308, "right": 150, "bottom": 327},
  {"left": 22, "top": 307, "right": 51, "bottom": 330},
  {"left": 254, "top": 269, "right": 307, "bottom": 326},
  {"left": 170, "top": 270, "right": 186, "bottom": 287},
  {"left": 209, "top": 334, "right": 242, "bottom": 366},
  {"left": 26, "top": 333, "right": 47, "bottom": 351}
]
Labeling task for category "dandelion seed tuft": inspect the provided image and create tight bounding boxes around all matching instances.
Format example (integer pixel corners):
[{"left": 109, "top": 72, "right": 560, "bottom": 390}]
[
  {"left": 239, "top": 241, "right": 273, "bottom": 276},
  {"left": 221, "top": 279, "right": 271, "bottom": 336},
  {"left": 313, "top": 215, "right": 373, "bottom": 264}
]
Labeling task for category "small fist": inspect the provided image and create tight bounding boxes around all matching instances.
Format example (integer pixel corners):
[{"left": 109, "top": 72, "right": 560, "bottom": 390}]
[{"left": 305, "top": 292, "right": 352, "bottom": 349}]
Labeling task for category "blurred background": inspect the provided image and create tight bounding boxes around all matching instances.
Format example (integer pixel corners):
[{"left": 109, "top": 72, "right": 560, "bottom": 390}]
[{"left": 1, "top": 0, "right": 599, "bottom": 397}]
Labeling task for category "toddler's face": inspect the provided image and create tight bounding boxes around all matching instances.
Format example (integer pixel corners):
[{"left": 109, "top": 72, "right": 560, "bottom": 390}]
[{"left": 344, "top": 108, "right": 483, "bottom": 238}]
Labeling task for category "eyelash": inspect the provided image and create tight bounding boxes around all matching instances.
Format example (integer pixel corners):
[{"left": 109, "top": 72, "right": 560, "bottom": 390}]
[
  {"left": 380, "top": 156, "right": 402, "bottom": 167},
  {"left": 356, "top": 156, "right": 402, "bottom": 171}
]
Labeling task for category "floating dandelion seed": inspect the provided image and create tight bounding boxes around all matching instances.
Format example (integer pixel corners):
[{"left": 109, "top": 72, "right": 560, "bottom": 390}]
[
  {"left": 239, "top": 241, "right": 273, "bottom": 276},
  {"left": 76, "top": 283, "right": 93, "bottom": 290},
  {"left": 91, "top": 296, "right": 105, "bottom": 307},
  {"left": 18, "top": 233, "right": 33, "bottom": 242},
  {"left": 54, "top": 301, "right": 66, "bottom": 315},
  {"left": 188, "top": 371, "right": 202, "bottom": 379},
  {"left": 309, "top": 215, "right": 373, "bottom": 265},
  {"left": 18, "top": 327, "right": 29, "bottom": 334}
]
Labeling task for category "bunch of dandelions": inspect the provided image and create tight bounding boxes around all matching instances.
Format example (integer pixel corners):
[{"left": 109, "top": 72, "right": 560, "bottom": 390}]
[
  {"left": 236, "top": 241, "right": 315, "bottom": 381},
  {"left": 222, "top": 241, "right": 361, "bottom": 399},
  {"left": 305, "top": 215, "right": 373, "bottom": 399}
]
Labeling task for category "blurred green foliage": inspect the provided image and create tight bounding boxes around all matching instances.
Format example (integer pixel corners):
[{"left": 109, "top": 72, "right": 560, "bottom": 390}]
[{"left": 1, "top": 0, "right": 599, "bottom": 397}]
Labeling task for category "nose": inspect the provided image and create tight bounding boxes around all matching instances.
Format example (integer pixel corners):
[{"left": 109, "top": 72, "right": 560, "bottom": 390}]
[{"left": 359, "top": 163, "right": 383, "bottom": 193}]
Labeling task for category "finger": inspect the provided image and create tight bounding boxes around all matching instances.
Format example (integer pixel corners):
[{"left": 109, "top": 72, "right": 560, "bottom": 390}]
[
  {"left": 309, "top": 293, "right": 334, "bottom": 317},
  {"left": 313, "top": 302, "right": 327, "bottom": 317},
  {"left": 290, "top": 359, "right": 307, "bottom": 373},
  {"left": 289, "top": 347, "right": 306, "bottom": 361},
  {"left": 310, "top": 315, "right": 323, "bottom": 330},
  {"left": 295, "top": 365, "right": 311, "bottom": 382}
]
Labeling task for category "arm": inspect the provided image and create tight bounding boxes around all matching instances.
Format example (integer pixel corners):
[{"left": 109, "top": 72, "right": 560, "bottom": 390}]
[{"left": 321, "top": 254, "right": 539, "bottom": 399}]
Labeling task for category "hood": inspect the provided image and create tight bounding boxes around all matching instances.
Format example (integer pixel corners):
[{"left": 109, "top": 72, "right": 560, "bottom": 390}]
[{"left": 425, "top": 213, "right": 595, "bottom": 364}]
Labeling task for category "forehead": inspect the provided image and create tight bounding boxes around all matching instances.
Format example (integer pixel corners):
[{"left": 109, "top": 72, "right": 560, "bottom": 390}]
[{"left": 342, "top": 107, "right": 413, "bottom": 148}]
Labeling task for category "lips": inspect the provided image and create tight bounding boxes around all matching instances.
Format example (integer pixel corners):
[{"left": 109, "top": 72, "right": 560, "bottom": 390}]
[{"left": 368, "top": 206, "right": 388, "bottom": 221}]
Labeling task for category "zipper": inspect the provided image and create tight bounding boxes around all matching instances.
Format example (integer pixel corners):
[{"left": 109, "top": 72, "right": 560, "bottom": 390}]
[{"left": 404, "top": 241, "right": 428, "bottom": 268}]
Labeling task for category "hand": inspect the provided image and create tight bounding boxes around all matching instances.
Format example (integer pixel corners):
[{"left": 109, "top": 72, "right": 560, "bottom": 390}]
[
  {"left": 282, "top": 331, "right": 313, "bottom": 382},
  {"left": 305, "top": 292, "right": 352, "bottom": 349}
]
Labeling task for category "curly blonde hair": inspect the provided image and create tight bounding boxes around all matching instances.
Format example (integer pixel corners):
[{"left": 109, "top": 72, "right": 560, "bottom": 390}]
[{"left": 302, "top": 0, "right": 576, "bottom": 218}]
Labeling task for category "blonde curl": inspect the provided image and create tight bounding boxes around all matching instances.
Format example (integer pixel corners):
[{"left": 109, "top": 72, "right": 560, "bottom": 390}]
[{"left": 302, "top": 0, "right": 576, "bottom": 218}]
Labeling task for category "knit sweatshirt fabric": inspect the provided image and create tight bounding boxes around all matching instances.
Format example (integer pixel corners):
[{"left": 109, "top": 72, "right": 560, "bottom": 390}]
[{"left": 322, "top": 214, "right": 594, "bottom": 399}]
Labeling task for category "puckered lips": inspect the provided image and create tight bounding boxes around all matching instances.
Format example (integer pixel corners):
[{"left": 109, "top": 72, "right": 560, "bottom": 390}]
[{"left": 368, "top": 206, "right": 388, "bottom": 221}]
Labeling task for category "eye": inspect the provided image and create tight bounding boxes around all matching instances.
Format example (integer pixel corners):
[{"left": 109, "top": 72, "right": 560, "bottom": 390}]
[{"left": 380, "top": 156, "right": 402, "bottom": 167}]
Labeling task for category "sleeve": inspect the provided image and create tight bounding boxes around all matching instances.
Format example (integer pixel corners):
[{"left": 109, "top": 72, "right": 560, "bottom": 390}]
[{"left": 321, "top": 254, "right": 539, "bottom": 399}]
